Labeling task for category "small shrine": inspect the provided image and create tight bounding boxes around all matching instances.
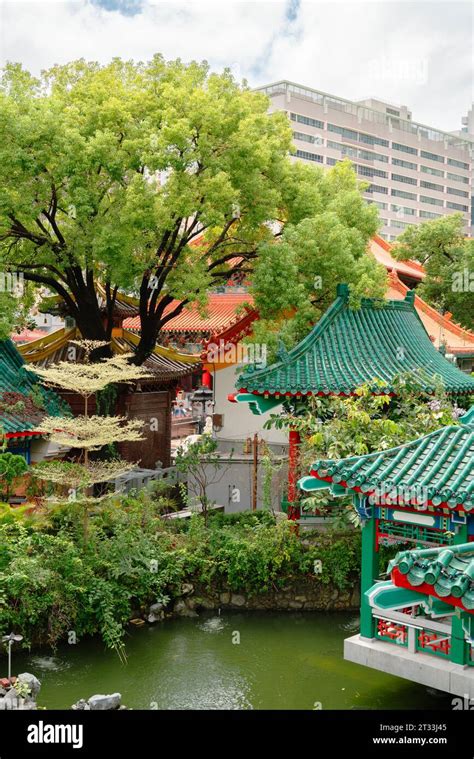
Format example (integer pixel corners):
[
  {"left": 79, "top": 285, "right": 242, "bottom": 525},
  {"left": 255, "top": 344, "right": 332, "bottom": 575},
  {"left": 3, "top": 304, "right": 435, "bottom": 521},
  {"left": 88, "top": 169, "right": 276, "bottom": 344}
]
[
  {"left": 0, "top": 339, "right": 65, "bottom": 464},
  {"left": 299, "top": 407, "right": 474, "bottom": 697},
  {"left": 231, "top": 284, "right": 474, "bottom": 519}
]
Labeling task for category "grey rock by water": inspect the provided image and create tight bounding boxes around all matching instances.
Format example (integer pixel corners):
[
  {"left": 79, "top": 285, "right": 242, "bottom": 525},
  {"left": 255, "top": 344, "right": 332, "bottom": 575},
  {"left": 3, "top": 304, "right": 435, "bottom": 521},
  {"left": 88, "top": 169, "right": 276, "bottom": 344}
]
[
  {"left": 149, "top": 602, "right": 164, "bottom": 614},
  {"left": 88, "top": 693, "right": 121, "bottom": 710},
  {"left": 17, "top": 672, "right": 41, "bottom": 697}
]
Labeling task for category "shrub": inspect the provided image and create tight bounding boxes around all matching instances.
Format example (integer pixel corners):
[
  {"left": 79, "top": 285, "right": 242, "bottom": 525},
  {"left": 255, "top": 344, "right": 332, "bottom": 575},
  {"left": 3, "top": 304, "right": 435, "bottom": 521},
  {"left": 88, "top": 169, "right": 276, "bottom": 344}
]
[{"left": 0, "top": 497, "right": 361, "bottom": 651}]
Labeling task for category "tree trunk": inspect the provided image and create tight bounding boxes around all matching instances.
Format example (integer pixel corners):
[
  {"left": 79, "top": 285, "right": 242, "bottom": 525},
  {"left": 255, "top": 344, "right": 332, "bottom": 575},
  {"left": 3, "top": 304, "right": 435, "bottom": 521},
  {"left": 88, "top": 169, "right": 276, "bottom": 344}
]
[{"left": 130, "top": 316, "right": 161, "bottom": 365}]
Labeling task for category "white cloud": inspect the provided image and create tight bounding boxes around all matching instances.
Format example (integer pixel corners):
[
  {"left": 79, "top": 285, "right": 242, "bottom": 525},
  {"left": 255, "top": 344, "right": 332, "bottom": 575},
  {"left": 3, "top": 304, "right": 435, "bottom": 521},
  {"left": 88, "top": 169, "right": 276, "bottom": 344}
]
[{"left": 0, "top": 0, "right": 471, "bottom": 131}]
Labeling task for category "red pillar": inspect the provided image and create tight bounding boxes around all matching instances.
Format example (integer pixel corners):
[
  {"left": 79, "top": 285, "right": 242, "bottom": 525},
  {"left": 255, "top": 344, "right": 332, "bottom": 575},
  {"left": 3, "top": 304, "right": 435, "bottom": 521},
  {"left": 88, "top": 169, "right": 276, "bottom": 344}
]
[{"left": 287, "top": 428, "right": 301, "bottom": 521}]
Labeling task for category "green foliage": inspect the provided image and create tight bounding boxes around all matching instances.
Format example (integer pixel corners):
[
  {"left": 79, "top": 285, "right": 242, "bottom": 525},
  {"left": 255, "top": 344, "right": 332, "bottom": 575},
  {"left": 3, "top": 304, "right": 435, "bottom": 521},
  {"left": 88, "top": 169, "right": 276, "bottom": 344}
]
[
  {"left": 392, "top": 213, "right": 474, "bottom": 330},
  {"left": 0, "top": 57, "right": 293, "bottom": 360},
  {"left": 0, "top": 497, "right": 360, "bottom": 651},
  {"left": 28, "top": 384, "right": 45, "bottom": 411},
  {"left": 0, "top": 451, "right": 28, "bottom": 500},
  {"left": 249, "top": 160, "right": 387, "bottom": 355},
  {"left": 0, "top": 284, "right": 35, "bottom": 341},
  {"left": 175, "top": 435, "right": 230, "bottom": 524},
  {"left": 266, "top": 375, "right": 465, "bottom": 519},
  {"left": 268, "top": 375, "right": 464, "bottom": 465}
]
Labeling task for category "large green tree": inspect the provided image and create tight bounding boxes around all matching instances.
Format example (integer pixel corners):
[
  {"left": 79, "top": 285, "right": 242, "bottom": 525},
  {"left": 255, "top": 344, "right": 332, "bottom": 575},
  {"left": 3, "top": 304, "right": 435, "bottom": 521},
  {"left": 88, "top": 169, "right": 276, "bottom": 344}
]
[
  {"left": 0, "top": 58, "right": 387, "bottom": 363},
  {"left": 249, "top": 159, "right": 387, "bottom": 354},
  {"left": 391, "top": 213, "right": 474, "bottom": 331},
  {"left": 0, "top": 57, "right": 293, "bottom": 363}
]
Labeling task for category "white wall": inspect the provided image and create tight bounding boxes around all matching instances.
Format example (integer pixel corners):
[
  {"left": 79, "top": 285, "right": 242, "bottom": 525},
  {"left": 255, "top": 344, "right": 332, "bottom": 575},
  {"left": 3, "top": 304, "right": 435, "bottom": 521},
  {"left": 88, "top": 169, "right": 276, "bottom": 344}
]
[{"left": 212, "top": 364, "right": 287, "bottom": 445}]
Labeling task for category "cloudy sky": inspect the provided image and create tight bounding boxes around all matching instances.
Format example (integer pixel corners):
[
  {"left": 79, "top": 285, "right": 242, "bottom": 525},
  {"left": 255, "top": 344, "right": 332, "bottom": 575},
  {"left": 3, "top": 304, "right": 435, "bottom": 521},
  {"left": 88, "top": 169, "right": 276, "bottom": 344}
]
[{"left": 0, "top": 0, "right": 471, "bottom": 132}]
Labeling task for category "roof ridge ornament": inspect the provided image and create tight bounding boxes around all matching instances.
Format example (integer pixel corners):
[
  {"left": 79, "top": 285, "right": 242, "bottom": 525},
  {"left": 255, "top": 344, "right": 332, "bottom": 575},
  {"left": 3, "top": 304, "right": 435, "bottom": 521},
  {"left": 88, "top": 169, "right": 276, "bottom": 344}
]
[
  {"left": 336, "top": 283, "right": 350, "bottom": 300},
  {"left": 404, "top": 289, "right": 416, "bottom": 306},
  {"left": 276, "top": 340, "right": 291, "bottom": 365},
  {"left": 459, "top": 406, "right": 474, "bottom": 426}
]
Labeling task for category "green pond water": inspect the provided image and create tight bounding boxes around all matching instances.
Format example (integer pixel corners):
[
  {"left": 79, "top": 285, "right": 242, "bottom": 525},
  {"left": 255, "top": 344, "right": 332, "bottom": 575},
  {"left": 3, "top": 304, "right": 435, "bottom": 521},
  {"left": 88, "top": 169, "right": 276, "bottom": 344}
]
[{"left": 9, "top": 611, "right": 451, "bottom": 710}]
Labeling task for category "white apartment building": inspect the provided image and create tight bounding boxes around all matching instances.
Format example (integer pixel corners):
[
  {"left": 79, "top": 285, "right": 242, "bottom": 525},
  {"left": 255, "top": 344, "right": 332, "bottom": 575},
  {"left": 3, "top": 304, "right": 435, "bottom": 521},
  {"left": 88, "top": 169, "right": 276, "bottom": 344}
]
[{"left": 258, "top": 81, "right": 473, "bottom": 241}]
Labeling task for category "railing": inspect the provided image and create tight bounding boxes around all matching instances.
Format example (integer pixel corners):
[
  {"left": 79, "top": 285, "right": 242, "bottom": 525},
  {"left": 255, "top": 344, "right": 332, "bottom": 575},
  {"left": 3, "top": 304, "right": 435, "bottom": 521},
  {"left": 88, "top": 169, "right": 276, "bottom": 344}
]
[
  {"left": 372, "top": 608, "right": 454, "bottom": 661},
  {"left": 111, "top": 466, "right": 180, "bottom": 493},
  {"left": 416, "top": 629, "right": 451, "bottom": 660}
]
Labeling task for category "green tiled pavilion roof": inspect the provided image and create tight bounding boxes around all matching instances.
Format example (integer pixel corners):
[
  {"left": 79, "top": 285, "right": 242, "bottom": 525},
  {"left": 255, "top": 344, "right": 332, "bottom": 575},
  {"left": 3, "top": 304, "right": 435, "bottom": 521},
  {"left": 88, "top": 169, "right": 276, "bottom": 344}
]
[
  {"left": 388, "top": 543, "right": 474, "bottom": 612},
  {"left": 236, "top": 285, "right": 474, "bottom": 397},
  {"left": 300, "top": 410, "right": 474, "bottom": 511},
  {"left": 0, "top": 339, "right": 65, "bottom": 436}
]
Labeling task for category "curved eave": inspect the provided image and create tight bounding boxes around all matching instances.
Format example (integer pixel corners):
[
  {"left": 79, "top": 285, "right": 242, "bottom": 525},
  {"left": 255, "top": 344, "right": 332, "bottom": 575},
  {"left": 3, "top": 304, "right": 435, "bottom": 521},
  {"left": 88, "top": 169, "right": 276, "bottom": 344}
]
[
  {"left": 299, "top": 470, "right": 470, "bottom": 513},
  {"left": 5, "top": 430, "right": 42, "bottom": 440},
  {"left": 392, "top": 566, "right": 473, "bottom": 614}
]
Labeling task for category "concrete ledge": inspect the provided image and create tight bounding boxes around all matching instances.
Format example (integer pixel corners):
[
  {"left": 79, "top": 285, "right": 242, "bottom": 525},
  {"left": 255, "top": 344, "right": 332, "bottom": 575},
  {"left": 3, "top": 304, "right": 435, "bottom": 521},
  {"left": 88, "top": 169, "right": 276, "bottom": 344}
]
[{"left": 344, "top": 634, "right": 474, "bottom": 698}]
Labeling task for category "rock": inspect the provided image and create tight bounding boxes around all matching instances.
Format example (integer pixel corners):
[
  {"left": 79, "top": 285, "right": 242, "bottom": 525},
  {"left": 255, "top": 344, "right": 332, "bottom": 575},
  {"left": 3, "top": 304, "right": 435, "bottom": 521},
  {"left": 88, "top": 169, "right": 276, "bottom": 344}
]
[
  {"left": 350, "top": 588, "right": 360, "bottom": 607},
  {"left": 288, "top": 600, "right": 303, "bottom": 609},
  {"left": 149, "top": 602, "right": 164, "bottom": 614},
  {"left": 219, "top": 592, "right": 230, "bottom": 604},
  {"left": 1, "top": 689, "right": 25, "bottom": 710},
  {"left": 181, "top": 583, "right": 194, "bottom": 596},
  {"left": 71, "top": 698, "right": 88, "bottom": 710},
  {"left": 88, "top": 693, "right": 121, "bottom": 711},
  {"left": 17, "top": 673, "right": 41, "bottom": 698},
  {"left": 192, "top": 596, "right": 216, "bottom": 610},
  {"left": 0, "top": 698, "right": 19, "bottom": 710},
  {"left": 147, "top": 611, "right": 164, "bottom": 624},
  {"left": 147, "top": 601, "right": 166, "bottom": 622},
  {"left": 173, "top": 599, "right": 198, "bottom": 618},
  {"left": 0, "top": 687, "right": 6, "bottom": 697},
  {"left": 230, "top": 594, "right": 246, "bottom": 607}
]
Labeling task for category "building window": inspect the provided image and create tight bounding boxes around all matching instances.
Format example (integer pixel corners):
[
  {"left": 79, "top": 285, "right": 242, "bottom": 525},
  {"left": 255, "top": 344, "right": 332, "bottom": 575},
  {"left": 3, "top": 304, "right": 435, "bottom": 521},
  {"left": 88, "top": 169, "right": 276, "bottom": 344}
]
[
  {"left": 390, "top": 219, "right": 410, "bottom": 229},
  {"left": 296, "top": 149, "right": 323, "bottom": 163},
  {"left": 420, "top": 165, "right": 444, "bottom": 177},
  {"left": 390, "top": 204, "right": 416, "bottom": 216},
  {"left": 447, "top": 172, "right": 469, "bottom": 184},
  {"left": 326, "top": 157, "right": 337, "bottom": 165},
  {"left": 419, "top": 210, "right": 441, "bottom": 219},
  {"left": 391, "top": 173, "right": 417, "bottom": 185},
  {"left": 367, "top": 200, "right": 388, "bottom": 210},
  {"left": 290, "top": 112, "right": 324, "bottom": 129},
  {"left": 327, "top": 123, "right": 358, "bottom": 141},
  {"left": 293, "top": 131, "right": 323, "bottom": 145},
  {"left": 366, "top": 184, "right": 389, "bottom": 195},
  {"left": 420, "top": 180, "right": 444, "bottom": 192},
  {"left": 386, "top": 107, "right": 400, "bottom": 117},
  {"left": 392, "top": 142, "right": 418, "bottom": 155},
  {"left": 447, "top": 157, "right": 469, "bottom": 170},
  {"left": 392, "top": 157, "right": 417, "bottom": 171},
  {"left": 390, "top": 189, "right": 416, "bottom": 200},
  {"left": 327, "top": 123, "right": 389, "bottom": 147},
  {"left": 446, "top": 201, "right": 469, "bottom": 212},
  {"left": 358, "top": 132, "right": 389, "bottom": 148},
  {"left": 326, "top": 140, "right": 388, "bottom": 163},
  {"left": 420, "top": 195, "right": 444, "bottom": 206},
  {"left": 356, "top": 165, "right": 387, "bottom": 178},
  {"left": 420, "top": 150, "right": 445, "bottom": 163},
  {"left": 447, "top": 187, "right": 469, "bottom": 198}
]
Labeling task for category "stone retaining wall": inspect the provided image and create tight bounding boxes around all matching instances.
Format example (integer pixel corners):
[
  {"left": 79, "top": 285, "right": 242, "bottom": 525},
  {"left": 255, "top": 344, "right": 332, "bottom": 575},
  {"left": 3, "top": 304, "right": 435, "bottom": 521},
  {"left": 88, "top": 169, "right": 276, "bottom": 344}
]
[{"left": 165, "top": 578, "right": 360, "bottom": 618}]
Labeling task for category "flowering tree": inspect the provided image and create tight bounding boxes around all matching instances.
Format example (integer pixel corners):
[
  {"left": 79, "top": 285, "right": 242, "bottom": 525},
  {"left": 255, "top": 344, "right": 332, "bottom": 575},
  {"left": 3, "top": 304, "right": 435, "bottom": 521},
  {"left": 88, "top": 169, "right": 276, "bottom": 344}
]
[{"left": 26, "top": 341, "right": 152, "bottom": 539}]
